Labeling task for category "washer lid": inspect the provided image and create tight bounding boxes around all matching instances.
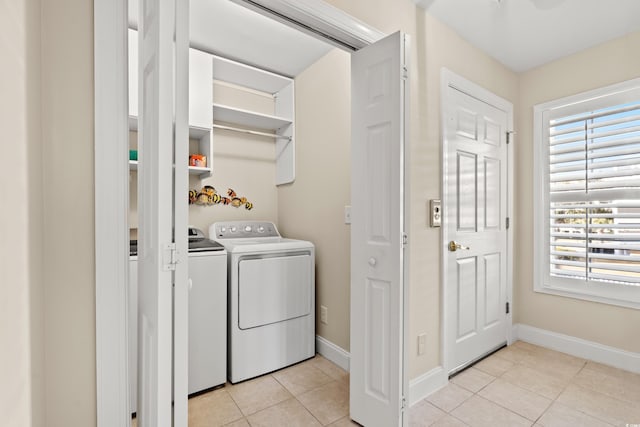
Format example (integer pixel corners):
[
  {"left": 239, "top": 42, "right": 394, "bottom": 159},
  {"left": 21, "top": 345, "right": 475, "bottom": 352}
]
[{"left": 188, "top": 238, "right": 225, "bottom": 252}]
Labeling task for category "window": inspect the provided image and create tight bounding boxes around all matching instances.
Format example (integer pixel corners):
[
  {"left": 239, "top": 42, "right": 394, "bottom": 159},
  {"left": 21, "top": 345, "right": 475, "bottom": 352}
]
[{"left": 534, "top": 78, "right": 640, "bottom": 309}]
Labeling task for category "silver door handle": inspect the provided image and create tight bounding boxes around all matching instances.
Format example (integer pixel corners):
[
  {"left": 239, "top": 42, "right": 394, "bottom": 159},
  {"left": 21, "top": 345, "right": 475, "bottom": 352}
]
[
  {"left": 368, "top": 257, "right": 377, "bottom": 266},
  {"left": 448, "top": 241, "right": 470, "bottom": 252}
]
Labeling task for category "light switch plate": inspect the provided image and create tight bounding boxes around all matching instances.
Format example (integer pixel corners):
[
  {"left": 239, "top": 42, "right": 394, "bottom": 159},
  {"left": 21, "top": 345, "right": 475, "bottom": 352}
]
[
  {"left": 344, "top": 205, "right": 352, "bottom": 224},
  {"left": 430, "top": 199, "right": 441, "bottom": 227}
]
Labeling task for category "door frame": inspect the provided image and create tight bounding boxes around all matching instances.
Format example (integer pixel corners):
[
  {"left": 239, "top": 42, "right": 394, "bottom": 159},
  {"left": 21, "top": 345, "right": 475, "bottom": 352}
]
[
  {"left": 440, "top": 69, "right": 514, "bottom": 376},
  {"left": 94, "top": 1, "right": 401, "bottom": 425}
]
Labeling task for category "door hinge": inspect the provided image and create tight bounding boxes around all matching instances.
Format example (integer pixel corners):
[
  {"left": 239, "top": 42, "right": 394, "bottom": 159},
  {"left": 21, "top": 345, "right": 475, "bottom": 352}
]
[
  {"left": 402, "top": 233, "right": 408, "bottom": 247},
  {"left": 401, "top": 396, "right": 407, "bottom": 411},
  {"left": 506, "top": 131, "right": 516, "bottom": 145},
  {"left": 506, "top": 217, "right": 510, "bottom": 229},
  {"left": 506, "top": 302, "right": 510, "bottom": 314},
  {"left": 402, "top": 66, "right": 409, "bottom": 81},
  {"left": 162, "top": 243, "right": 178, "bottom": 271}
]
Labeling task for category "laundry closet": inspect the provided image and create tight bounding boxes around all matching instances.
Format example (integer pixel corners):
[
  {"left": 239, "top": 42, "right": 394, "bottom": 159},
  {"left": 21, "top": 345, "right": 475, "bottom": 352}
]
[
  {"left": 127, "top": 32, "right": 298, "bottom": 236},
  {"left": 126, "top": 0, "right": 347, "bottom": 418}
]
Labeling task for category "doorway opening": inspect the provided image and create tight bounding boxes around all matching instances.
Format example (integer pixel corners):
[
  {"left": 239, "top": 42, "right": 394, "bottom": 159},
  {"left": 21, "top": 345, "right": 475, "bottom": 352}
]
[{"left": 96, "top": 1, "right": 408, "bottom": 426}]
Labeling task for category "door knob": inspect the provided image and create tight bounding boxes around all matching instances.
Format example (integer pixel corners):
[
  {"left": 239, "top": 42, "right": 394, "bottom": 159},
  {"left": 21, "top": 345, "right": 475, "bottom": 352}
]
[
  {"left": 368, "top": 257, "right": 377, "bottom": 266},
  {"left": 448, "top": 241, "right": 470, "bottom": 252}
]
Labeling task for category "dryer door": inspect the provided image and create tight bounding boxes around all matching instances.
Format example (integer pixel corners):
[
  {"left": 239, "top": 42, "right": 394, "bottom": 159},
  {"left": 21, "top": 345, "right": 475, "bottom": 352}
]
[{"left": 238, "top": 254, "right": 311, "bottom": 329}]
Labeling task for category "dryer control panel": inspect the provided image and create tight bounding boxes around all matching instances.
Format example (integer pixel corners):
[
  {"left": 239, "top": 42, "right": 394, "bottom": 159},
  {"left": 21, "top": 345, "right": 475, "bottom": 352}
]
[{"left": 211, "top": 221, "right": 280, "bottom": 239}]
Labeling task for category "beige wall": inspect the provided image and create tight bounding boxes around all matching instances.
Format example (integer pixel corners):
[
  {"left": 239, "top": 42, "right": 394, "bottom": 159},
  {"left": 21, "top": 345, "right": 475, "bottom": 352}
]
[
  {"left": 129, "top": 83, "right": 279, "bottom": 236},
  {"left": 0, "top": 0, "right": 43, "bottom": 425},
  {"left": 515, "top": 31, "right": 640, "bottom": 353},
  {"left": 41, "top": 0, "right": 96, "bottom": 426},
  {"left": 23, "top": 2, "right": 640, "bottom": 426},
  {"left": 277, "top": 48, "right": 352, "bottom": 350},
  {"left": 322, "top": 1, "right": 518, "bottom": 378},
  {"left": 187, "top": 129, "right": 279, "bottom": 234},
  {"left": 412, "top": 12, "right": 519, "bottom": 377}
]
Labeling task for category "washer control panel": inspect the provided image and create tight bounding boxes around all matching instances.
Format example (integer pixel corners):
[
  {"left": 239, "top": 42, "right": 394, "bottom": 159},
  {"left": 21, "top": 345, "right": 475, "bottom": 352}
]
[{"left": 211, "top": 221, "right": 280, "bottom": 239}]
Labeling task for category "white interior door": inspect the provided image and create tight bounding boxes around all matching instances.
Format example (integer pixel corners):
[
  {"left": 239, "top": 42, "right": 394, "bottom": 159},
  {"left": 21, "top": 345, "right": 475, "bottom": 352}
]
[
  {"left": 351, "top": 31, "right": 408, "bottom": 427},
  {"left": 172, "top": 0, "right": 190, "bottom": 423},
  {"left": 443, "top": 81, "right": 510, "bottom": 374},
  {"left": 137, "top": 0, "right": 189, "bottom": 425}
]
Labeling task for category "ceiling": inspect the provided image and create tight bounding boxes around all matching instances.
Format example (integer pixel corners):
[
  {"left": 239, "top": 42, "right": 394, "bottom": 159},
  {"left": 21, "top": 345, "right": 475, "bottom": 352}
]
[
  {"left": 414, "top": 0, "right": 640, "bottom": 72},
  {"left": 129, "top": 0, "right": 333, "bottom": 78}
]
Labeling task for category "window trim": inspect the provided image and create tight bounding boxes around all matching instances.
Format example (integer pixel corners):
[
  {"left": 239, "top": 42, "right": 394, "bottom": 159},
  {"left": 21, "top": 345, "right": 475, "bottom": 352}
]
[{"left": 533, "top": 77, "right": 640, "bottom": 310}]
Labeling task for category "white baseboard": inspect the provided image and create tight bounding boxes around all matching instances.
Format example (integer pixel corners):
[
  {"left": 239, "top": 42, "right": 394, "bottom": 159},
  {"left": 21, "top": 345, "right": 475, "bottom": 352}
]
[
  {"left": 513, "top": 323, "right": 640, "bottom": 374},
  {"left": 315, "top": 335, "right": 350, "bottom": 372},
  {"left": 408, "top": 366, "right": 448, "bottom": 407}
]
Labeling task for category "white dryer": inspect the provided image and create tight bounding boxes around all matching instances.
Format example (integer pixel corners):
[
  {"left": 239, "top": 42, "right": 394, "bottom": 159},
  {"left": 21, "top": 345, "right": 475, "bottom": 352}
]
[{"left": 210, "top": 221, "right": 315, "bottom": 383}]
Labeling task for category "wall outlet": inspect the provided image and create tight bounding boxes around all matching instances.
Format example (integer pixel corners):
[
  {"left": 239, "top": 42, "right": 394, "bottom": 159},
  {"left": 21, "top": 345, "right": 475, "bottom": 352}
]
[
  {"left": 320, "top": 305, "right": 328, "bottom": 324},
  {"left": 418, "top": 333, "right": 426, "bottom": 355},
  {"left": 344, "top": 206, "right": 352, "bottom": 224}
]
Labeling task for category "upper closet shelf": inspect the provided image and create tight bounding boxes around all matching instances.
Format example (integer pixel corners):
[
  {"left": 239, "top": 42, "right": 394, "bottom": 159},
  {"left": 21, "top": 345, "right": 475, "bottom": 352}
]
[
  {"left": 212, "top": 55, "right": 292, "bottom": 94},
  {"left": 212, "top": 103, "right": 292, "bottom": 132}
]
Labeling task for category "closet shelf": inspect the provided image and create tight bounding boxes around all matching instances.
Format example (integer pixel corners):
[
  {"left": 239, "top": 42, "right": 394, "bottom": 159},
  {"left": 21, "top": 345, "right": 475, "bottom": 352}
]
[
  {"left": 128, "top": 116, "right": 211, "bottom": 141},
  {"left": 129, "top": 160, "right": 212, "bottom": 177},
  {"left": 212, "top": 103, "right": 292, "bottom": 132}
]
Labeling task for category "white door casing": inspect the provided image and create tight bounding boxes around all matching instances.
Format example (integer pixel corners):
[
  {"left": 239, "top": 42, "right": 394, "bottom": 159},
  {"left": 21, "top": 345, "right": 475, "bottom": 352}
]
[
  {"left": 441, "top": 70, "right": 513, "bottom": 374},
  {"left": 351, "top": 31, "right": 408, "bottom": 427},
  {"left": 137, "top": 0, "right": 188, "bottom": 425}
]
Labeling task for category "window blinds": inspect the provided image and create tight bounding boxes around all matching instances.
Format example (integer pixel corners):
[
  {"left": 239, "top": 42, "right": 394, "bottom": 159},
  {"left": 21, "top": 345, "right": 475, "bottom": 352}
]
[{"left": 547, "top": 97, "right": 640, "bottom": 286}]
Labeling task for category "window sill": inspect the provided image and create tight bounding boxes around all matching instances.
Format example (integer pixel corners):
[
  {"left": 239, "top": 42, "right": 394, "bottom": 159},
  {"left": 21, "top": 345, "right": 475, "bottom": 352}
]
[{"left": 534, "top": 283, "right": 640, "bottom": 310}]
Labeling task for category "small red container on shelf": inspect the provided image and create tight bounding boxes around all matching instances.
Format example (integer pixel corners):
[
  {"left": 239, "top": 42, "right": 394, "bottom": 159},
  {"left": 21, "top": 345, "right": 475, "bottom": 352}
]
[{"left": 189, "top": 154, "right": 207, "bottom": 168}]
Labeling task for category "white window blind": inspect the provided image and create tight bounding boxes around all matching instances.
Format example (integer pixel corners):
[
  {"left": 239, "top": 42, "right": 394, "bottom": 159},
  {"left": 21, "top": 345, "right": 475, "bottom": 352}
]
[{"left": 535, "top": 78, "right": 640, "bottom": 308}]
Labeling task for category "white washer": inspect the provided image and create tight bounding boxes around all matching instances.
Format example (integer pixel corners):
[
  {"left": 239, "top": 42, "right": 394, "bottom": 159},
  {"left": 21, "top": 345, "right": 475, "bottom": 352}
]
[
  {"left": 210, "top": 221, "right": 315, "bottom": 383},
  {"left": 129, "top": 230, "right": 227, "bottom": 414}
]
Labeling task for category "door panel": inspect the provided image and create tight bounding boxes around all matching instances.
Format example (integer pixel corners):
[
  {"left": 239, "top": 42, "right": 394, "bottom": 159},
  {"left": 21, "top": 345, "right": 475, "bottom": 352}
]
[
  {"left": 351, "top": 31, "right": 407, "bottom": 427},
  {"left": 366, "top": 279, "right": 390, "bottom": 401},
  {"left": 445, "top": 84, "right": 509, "bottom": 373},
  {"left": 173, "top": 0, "right": 190, "bottom": 423},
  {"left": 137, "top": 0, "right": 188, "bottom": 425},
  {"left": 457, "top": 152, "right": 478, "bottom": 232},
  {"left": 137, "top": 0, "right": 174, "bottom": 424},
  {"left": 456, "top": 257, "right": 477, "bottom": 339},
  {"left": 484, "top": 157, "right": 501, "bottom": 229},
  {"left": 484, "top": 253, "right": 501, "bottom": 327}
]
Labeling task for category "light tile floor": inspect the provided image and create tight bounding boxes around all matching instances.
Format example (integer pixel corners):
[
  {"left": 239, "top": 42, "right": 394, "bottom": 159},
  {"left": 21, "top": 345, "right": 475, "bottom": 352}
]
[
  {"left": 133, "top": 354, "right": 355, "bottom": 427},
  {"left": 132, "top": 342, "right": 640, "bottom": 426},
  {"left": 412, "top": 341, "right": 640, "bottom": 426}
]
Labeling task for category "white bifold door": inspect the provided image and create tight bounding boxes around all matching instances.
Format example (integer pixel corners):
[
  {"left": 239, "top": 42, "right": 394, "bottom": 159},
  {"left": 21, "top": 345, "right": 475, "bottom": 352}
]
[
  {"left": 350, "top": 31, "right": 409, "bottom": 427},
  {"left": 443, "top": 84, "right": 509, "bottom": 373},
  {"left": 136, "top": 0, "right": 189, "bottom": 425}
]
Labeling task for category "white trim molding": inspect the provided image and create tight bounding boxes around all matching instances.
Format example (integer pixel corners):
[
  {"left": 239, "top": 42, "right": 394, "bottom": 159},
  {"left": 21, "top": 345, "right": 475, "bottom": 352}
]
[
  {"left": 94, "top": 0, "right": 130, "bottom": 425},
  {"left": 513, "top": 323, "right": 640, "bottom": 375},
  {"left": 315, "top": 335, "right": 350, "bottom": 372},
  {"left": 229, "top": 0, "right": 386, "bottom": 50},
  {"left": 408, "top": 366, "right": 448, "bottom": 407}
]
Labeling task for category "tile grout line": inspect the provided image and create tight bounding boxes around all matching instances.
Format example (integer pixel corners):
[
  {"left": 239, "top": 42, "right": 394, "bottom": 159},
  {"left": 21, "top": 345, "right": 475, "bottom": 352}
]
[
  {"left": 558, "top": 381, "right": 628, "bottom": 426},
  {"left": 271, "top": 368, "right": 342, "bottom": 426}
]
